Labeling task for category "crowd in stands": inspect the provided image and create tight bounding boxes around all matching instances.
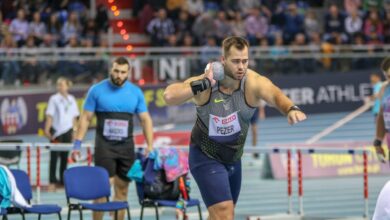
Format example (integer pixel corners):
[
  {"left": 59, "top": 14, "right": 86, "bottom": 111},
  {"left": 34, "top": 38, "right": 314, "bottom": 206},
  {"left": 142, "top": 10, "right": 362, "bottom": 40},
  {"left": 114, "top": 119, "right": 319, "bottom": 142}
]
[
  {"left": 137, "top": 0, "right": 390, "bottom": 47},
  {"left": 1, "top": 0, "right": 389, "bottom": 85},
  {"left": 0, "top": 0, "right": 109, "bottom": 85},
  {"left": 135, "top": 0, "right": 389, "bottom": 75}
]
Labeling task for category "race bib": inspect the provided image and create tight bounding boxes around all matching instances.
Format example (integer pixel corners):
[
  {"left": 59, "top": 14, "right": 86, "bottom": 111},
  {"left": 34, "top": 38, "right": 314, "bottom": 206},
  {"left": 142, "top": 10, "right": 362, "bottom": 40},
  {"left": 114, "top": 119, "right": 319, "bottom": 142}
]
[
  {"left": 209, "top": 112, "right": 241, "bottom": 137},
  {"left": 103, "top": 119, "right": 129, "bottom": 141}
]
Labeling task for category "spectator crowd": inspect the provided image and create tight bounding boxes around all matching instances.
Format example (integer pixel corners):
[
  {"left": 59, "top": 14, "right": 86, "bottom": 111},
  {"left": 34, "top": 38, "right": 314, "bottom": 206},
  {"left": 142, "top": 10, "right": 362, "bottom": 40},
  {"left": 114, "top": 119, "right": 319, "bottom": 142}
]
[
  {"left": 1, "top": 0, "right": 390, "bottom": 85},
  {"left": 0, "top": 0, "right": 109, "bottom": 85},
  {"left": 137, "top": 0, "right": 390, "bottom": 75}
]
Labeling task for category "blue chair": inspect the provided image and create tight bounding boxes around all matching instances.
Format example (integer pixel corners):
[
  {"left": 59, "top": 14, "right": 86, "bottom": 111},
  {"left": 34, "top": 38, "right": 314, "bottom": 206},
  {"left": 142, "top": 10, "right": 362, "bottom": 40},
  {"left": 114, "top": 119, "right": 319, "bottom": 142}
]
[
  {"left": 0, "top": 208, "right": 7, "bottom": 220},
  {"left": 135, "top": 153, "right": 202, "bottom": 220},
  {"left": 135, "top": 181, "right": 202, "bottom": 220},
  {"left": 0, "top": 196, "right": 8, "bottom": 220},
  {"left": 63, "top": 166, "right": 131, "bottom": 220},
  {"left": 9, "top": 169, "right": 62, "bottom": 220}
]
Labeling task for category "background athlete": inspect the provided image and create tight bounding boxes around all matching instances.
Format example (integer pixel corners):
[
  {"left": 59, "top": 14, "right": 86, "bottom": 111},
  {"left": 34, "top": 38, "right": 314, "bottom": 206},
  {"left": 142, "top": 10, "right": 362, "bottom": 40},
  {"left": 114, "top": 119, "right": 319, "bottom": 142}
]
[{"left": 72, "top": 57, "right": 153, "bottom": 220}]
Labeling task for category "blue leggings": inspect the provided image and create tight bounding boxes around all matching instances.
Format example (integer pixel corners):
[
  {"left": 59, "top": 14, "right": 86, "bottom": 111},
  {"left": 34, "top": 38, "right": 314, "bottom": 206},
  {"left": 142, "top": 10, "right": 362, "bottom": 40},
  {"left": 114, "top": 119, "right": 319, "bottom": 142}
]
[{"left": 189, "top": 145, "right": 242, "bottom": 207}]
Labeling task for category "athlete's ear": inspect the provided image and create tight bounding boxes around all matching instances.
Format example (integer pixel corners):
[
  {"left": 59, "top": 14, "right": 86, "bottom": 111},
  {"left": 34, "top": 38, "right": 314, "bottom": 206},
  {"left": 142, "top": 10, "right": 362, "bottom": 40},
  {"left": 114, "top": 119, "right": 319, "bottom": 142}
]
[{"left": 220, "top": 56, "right": 226, "bottom": 65}]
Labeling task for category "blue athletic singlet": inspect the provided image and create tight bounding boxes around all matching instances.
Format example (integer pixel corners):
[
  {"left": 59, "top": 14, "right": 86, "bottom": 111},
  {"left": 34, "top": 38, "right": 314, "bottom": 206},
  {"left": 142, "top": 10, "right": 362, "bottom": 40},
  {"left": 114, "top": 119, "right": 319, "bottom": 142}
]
[{"left": 83, "top": 79, "right": 147, "bottom": 148}]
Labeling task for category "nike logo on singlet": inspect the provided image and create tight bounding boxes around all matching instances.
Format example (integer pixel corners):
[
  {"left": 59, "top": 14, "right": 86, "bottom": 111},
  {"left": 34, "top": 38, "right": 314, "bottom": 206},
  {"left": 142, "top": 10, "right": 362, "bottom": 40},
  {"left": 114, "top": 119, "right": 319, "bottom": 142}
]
[{"left": 214, "top": 98, "right": 224, "bottom": 103}]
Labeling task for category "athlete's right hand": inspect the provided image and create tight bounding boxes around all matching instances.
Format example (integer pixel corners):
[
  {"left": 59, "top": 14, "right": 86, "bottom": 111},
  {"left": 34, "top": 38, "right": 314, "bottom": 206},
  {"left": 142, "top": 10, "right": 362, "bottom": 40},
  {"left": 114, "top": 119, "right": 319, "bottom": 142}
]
[
  {"left": 204, "top": 62, "right": 217, "bottom": 87},
  {"left": 71, "top": 139, "right": 82, "bottom": 162}
]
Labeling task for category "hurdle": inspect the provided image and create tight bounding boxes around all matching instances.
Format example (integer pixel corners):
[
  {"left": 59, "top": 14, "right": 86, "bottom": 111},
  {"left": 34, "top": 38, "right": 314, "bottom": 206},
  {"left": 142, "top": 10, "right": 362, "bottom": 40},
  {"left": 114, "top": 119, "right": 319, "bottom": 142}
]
[
  {"left": 0, "top": 142, "right": 372, "bottom": 219},
  {"left": 0, "top": 142, "right": 93, "bottom": 203},
  {"left": 244, "top": 146, "right": 371, "bottom": 220},
  {"left": 135, "top": 144, "right": 371, "bottom": 219},
  {"left": 34, "top": 142, "right": 94, "bottom": 202}
]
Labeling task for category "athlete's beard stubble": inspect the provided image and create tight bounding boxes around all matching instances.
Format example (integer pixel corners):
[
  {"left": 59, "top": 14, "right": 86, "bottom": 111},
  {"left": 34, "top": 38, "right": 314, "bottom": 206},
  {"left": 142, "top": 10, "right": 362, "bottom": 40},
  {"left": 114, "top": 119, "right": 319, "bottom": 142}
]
[
  {"left": 110, "top": 74, "right": 127, "bottom": 86},
  {"left": 224, "top": 66, "right": 246, "bottom": 80}
]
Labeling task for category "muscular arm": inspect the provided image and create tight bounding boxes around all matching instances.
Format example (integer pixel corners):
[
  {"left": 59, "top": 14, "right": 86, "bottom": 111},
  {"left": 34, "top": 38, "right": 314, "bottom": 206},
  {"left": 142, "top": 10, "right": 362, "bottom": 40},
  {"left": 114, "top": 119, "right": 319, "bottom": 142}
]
[
  {"left": 138, "top": 112, "right": 154, "bottom": 152},
  {"left": 254, "top": 74, "right": 293, "bottom": 115},
  {"left": 248, "top": 70, "right": 306, "bottom": 125},
  {"left": 376, "top": 83, "right": 387, "bottom": 140},
  {"left": 163, "top": 74, "right": 207, "bottom": 106},
  {"left": 73, "top": 110, "right": 94, "bottom": 141},
  {"left": 376, "top": 107, "right": 386, "bottom": 140}
]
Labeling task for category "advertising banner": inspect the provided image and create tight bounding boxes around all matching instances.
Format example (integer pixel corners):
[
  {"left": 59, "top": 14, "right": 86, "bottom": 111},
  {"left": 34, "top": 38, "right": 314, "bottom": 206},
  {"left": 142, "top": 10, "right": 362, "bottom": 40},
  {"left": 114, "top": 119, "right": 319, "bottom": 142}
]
[
  {"left": 0, "top": 89, "right": 87, "bottom": 137},
  {"left": 0, "top": 84, "right": 195, "bottom": 137},
  {"left": 266, "top": 71, "right": 372, "bottom": 115},
  {"left": 0, "top": 71, "right": 373, "bottom": 136},
  {"left": 268, "top": 142, "right": 389, "bottom": 179}
]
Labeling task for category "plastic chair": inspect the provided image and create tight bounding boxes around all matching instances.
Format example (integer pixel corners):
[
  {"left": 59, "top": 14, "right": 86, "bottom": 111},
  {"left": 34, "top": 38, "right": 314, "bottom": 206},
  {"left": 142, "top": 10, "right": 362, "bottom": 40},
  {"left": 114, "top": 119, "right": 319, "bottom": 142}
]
[
  {"left": 0, "top": 208, "right": 7, "bottom": 220},
  {"left": 9, "top": 169, "right": 62, "bottom": 220},
  {"left": 63, "top": 166, "right": 131, "bottom": 220},
  {"left": 135, "top": 153, "right": 202, "bottom": 220},
  {"left": 0, "top": 195, "right": 8, "bottom": 220},
  {"left": 135, "top": 181, "right": 202, "bottom": 220}
]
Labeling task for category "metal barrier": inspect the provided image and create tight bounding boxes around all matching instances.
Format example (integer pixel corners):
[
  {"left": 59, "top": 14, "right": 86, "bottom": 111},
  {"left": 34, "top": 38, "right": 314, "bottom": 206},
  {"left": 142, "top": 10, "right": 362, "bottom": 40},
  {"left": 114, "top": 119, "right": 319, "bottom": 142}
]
[
  {"left": 244, "top": 147, "right": 371, "bottom": 220},
  {"left": 0, "top": 143, "right": 371, "bottom": 219},
  {"left": 0, "top": 142, "right": 93, "bottom": 203},
  {"left": 0, "top": 44, "right": 388, "bottom": 86}
]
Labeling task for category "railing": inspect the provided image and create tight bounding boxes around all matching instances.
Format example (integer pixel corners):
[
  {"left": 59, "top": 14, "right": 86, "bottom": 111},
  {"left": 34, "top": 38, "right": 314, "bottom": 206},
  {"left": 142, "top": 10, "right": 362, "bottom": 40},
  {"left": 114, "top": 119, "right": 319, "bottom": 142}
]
[
  {"left": 0, "top": 44, "right": 387, "bottom": 86},
  {"left": 1, "top": 44, "right": 390, "bottom": 58},
  {"left": 0, "top": 142, "right": 372, "bottom": 218}
]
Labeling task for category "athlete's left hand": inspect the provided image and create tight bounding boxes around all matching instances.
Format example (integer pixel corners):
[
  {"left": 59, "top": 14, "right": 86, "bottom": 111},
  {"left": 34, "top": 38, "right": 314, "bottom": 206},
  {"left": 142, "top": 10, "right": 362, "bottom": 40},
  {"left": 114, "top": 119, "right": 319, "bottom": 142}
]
[{"left": 287, "top": 110, "right": 307, "bottom": 125}]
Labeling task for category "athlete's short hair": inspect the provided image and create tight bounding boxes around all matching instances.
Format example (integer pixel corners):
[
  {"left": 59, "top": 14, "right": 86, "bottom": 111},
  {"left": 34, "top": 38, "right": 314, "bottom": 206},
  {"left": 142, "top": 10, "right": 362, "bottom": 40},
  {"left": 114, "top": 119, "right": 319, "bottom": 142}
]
[
  {"left": 381, "top": 57, "right": 390, "bottom": 72},
  {"left": 222, "top": 36, "right": 249, "bottom": 57},
  {"left": 113, "top": 56, "right": 130, "bottom": 68}
]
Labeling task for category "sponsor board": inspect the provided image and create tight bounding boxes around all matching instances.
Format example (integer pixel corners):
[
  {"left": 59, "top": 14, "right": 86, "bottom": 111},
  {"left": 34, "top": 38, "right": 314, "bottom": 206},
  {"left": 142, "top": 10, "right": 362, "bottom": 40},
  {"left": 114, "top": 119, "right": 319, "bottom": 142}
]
[{"left": 268, "top": 142, "right": 389, "bottom": 179}]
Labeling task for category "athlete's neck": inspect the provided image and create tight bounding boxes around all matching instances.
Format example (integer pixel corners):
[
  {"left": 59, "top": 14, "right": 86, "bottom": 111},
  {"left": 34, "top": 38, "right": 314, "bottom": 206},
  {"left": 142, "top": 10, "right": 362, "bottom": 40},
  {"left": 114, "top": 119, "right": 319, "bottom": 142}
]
[{"left": 219, "top": 75, "right": 240, "bottom": 94}]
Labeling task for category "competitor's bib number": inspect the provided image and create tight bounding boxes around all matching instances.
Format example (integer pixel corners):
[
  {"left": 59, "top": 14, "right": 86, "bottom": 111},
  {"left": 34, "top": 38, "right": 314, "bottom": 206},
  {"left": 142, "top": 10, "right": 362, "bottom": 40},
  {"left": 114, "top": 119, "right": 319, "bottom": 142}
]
[
  {"left": 209, "top": 112, "right": 241, "bottom": 137},
  {"left": 103, "top": 119, "right": 128, "bottom": 140}
]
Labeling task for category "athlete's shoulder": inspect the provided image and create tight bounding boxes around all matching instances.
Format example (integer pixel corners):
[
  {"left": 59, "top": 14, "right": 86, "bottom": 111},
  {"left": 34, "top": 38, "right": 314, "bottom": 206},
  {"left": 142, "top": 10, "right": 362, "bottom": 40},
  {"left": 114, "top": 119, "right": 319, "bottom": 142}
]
[
  {"left": 97, "top": 79, "right": 110, "bottom": 87},
  {"left": 247, "top": 69, "right": 268, "bottom": 83},
  {"left": 85, "top": 80, "right": 107, "bottom": 99},
  {"left": 94, "top": 79, "right": 113, "bottom": 90},
  {"left": 124, "top": 81, "right": 143, "bottom": 92},
  {"left": 247, "top": 68, "right": 265, "bottom": 77}
]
